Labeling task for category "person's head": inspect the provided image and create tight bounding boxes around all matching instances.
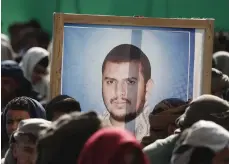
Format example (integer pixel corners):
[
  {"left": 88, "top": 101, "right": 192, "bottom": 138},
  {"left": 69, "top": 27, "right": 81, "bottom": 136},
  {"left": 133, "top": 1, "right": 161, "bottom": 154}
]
[
  {"left": 1, "top": 97, "right": 46, "bottom": 148},
  {"left": 213, "top": 32, "right": 229, "bottom": 53},
  {"left": 171, "top": 120, "right": 229, "bottom": 164},
  {"left": 78, "top": 128, "right": 149, "bottom": 164},
  {"left": 211, "top": 68, "right": 229, "bottom": 100},
  {"left": 20, "top": 47, "right": 49, "bottom": 84},
  {"left": 32, "top": 56, "right": 49, "bottom": 84},
  {"left": 176, "top": 94, "right": 229, "bottom": 131},
  {"left": 102, "top": 44, "right": 153, "bottom": 122},
  {"left": 18, "top": 28, "right": 50, "bottom": 53},
  {"left": 213, "top": 51, "right": 229, "bottom": 77},
  {"left": 10, "top": 118, "right": 51, "bottom": 164},
  {"left": 1, "top": 61, "right": 33, "bottom": 106},
  {"left": 8, "top": 22, "right": 28, "bottom": 53},
  {"left": 36, "top": 111, "right": 102, "bottom": 164},
  {"left": 8, "top": 19, "right": 43, "bottom": 53},
  {"left": 45, "top": 95, "right": 81, "bottom": 121},
  {"left": 141, "top": 98, "right": 188, "bottom": 146}
]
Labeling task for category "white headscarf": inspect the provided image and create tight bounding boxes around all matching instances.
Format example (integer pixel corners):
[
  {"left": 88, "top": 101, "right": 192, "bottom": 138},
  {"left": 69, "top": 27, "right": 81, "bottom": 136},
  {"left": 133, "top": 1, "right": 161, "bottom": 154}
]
[
  {"left": 171, "top": 120, "right": 229, "bottom": 164},
  {"left": 1, "top": 33, "right": 10, "bottom": 43},
  {"left": 20, "top": 47, "right": 50, "bottom": 99}
]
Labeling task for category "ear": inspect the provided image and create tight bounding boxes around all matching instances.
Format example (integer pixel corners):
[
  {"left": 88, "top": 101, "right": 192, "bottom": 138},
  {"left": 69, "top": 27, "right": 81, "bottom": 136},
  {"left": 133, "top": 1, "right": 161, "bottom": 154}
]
[
  {"left": 144, "top": 79, "right": 154, "bottom": 106},
  {"left": 146, "top": 79, "right": 154, "bottom": 93},
  {"left": 12, "top": 143, "right": 18, "bottom": 159}
]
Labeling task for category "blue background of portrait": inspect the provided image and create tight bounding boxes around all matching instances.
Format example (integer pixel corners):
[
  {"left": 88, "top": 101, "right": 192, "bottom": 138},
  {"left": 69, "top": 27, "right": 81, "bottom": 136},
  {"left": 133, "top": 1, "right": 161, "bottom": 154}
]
[{"left": 62, "top": 24, "right": 195, "bottom": 113}]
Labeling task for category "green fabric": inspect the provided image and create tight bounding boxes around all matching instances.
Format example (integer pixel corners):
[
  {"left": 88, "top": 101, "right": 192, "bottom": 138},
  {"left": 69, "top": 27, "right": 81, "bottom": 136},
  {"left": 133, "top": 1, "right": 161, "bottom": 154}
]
[
  {"left": 2, "top": 0, "right": 229, "bottom": 35},
  {"left": 143, "top": 134, "right": 179, "bottom": 164}
]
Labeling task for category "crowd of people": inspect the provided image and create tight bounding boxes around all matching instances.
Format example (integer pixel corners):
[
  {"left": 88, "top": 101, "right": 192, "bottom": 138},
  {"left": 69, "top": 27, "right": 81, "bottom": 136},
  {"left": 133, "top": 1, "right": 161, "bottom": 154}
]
[{"left": 1, "top": 19, "right": 229, "bottom": 164}]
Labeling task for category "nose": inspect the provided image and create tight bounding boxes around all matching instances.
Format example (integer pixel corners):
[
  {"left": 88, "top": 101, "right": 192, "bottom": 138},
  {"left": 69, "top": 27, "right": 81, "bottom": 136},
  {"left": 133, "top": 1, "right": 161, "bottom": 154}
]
[{"left": 115, "top": 82, "right": 126, "bottom": 98}]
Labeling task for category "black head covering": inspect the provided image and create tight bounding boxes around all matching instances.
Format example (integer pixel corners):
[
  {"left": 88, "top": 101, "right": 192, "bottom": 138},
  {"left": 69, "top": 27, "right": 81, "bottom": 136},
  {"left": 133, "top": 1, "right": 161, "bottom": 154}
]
[{"left": 1, "top": 97, "right": 46, "bottom": 155}]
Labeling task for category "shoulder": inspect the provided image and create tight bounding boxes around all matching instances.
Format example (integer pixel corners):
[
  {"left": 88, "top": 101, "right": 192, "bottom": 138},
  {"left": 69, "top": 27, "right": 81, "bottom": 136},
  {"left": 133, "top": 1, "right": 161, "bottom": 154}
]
[
  {"left": 135, "top": 108, "right": 151, "bottom": 140},
  {"left": 144, "top": 134, "right": 179, "bottom": 152},
  {"left": 143, "top": 134, "right": 179, "bottom": 163}
]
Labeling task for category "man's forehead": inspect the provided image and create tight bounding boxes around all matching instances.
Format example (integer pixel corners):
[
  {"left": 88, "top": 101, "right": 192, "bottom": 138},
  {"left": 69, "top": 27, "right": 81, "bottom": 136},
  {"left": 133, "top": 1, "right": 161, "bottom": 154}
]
[
  {"left": 103, "top": 61, "right": 143, "bottom": 75},
  {"left": 104, "top": 61, "right": 141, "bottom": 67},
  {"left": 7, "top": 109, "right": 29, "bottom": 116}
]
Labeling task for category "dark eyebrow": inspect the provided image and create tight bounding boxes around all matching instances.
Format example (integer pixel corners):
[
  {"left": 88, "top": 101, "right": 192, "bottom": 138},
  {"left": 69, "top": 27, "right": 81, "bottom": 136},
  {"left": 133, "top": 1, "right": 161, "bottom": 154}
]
[
  {"left": 104, "top": 77, "right": 117, "bottom": 81},
  {"left": 126, "top": 77, "right": 138, "bottom": 81}
]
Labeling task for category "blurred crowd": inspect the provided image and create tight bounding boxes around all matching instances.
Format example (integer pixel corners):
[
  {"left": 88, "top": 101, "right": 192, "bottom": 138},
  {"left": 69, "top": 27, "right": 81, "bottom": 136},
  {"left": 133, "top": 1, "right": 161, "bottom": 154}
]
[{"left": 1, "top": 19, "right": 229, "bottom": 164}]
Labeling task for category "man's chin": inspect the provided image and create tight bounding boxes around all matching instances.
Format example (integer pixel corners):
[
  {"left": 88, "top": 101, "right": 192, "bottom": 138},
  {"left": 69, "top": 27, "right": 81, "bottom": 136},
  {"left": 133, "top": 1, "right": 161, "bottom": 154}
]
[{"left": 110, "top": 112, "right": 137, "bottom": 122}]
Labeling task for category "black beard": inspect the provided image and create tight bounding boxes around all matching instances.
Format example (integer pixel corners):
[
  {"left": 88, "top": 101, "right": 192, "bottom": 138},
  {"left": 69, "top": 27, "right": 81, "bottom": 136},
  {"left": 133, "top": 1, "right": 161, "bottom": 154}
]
[{"left": 110, "top": 110, "right": 143, "bottom": 123}]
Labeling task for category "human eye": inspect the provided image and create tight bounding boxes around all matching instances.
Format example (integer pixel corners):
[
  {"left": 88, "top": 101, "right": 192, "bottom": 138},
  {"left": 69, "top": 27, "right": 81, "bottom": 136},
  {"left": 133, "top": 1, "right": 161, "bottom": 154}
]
[
  {"left": 106, "top": 79, "right": 115, "bottom": 85},
  {"left": 126, "top": 79, "right": 136, "bottom": 85}
]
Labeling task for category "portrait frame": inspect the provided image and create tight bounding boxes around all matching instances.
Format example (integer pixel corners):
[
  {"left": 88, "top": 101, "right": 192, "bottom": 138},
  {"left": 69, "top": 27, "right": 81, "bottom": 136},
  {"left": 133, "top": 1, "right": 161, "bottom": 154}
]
[{"left": 51, "top": 13, "right": 214, "bottom": 100}]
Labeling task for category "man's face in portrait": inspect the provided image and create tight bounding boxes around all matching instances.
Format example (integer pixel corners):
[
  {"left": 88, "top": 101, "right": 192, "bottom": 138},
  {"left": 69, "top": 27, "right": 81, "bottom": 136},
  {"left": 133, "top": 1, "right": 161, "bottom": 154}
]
[{"left": 102, "top": 61, "right": 151, "bottom": 121}]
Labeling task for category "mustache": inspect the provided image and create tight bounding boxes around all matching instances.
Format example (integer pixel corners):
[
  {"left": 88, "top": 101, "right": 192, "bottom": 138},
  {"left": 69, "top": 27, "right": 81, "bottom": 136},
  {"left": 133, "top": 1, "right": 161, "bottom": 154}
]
[{"left": 110, "top": 97, "right": 131, "bottom": 105}]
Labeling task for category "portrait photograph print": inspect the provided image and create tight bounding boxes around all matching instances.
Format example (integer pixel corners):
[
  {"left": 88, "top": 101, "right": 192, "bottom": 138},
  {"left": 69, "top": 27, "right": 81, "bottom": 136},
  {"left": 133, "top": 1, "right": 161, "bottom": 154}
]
[{"left": 51, "top": 14, "right": 213, "bottom": 140}]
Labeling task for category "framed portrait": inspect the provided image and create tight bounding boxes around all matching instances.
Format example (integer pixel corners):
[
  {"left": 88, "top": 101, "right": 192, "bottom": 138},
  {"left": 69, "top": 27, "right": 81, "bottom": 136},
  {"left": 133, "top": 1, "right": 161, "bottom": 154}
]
[{"left": 51, "top": 13, "right": 214, "bottom": 140}]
